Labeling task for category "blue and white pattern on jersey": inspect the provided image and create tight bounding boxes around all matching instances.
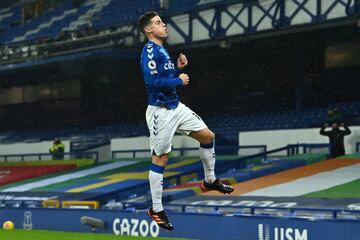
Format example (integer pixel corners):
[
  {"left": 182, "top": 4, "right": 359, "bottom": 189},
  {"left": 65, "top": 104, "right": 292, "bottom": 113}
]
[{"left": 140, "top": 41, "right": 183, "bottom": 109}]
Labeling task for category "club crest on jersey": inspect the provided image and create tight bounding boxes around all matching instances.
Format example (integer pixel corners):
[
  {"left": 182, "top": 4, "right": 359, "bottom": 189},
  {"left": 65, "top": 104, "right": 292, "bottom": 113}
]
[
  {"left": 148, "top": 60, "right": 158, "bottom": 75},
  {"left": 148, "top": 60, "right": 156, "bottom": 70}
]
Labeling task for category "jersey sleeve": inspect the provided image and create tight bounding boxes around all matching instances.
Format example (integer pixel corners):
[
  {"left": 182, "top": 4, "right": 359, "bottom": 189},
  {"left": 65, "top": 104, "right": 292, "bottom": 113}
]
[
  {"left": 172, "top": 65, "right": 182, "bottom": 75},
  {"left": 141, "top": 46, "right": 183, "bottom": 88}
]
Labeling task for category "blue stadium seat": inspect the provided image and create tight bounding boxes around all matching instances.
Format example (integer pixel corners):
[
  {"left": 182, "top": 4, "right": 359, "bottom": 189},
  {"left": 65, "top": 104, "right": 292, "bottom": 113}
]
[{"left": 0, "top": 0, "right": 225, "bottom": 44}]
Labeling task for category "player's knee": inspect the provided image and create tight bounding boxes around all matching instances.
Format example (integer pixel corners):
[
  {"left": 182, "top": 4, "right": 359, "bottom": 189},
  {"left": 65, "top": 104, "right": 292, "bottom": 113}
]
[
  {"left": 209, "top": 131, "right": 215, "bottom": 142},
  {"left": 152, "top": 154, "right": 169, "bottom": 166},
  {"left": 203, "top": 130, "right": 215, "bottom": 144}
]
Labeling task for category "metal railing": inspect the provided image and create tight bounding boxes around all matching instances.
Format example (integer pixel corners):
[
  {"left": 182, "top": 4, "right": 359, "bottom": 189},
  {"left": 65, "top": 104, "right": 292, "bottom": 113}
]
[
  {"left": 111, "top": 145, "right": 267, "bottom": 159},
  {"left": 287, "top": 143, "right": 330, "bottom": 155},
  {"left": 111, "top": 143, "right": 331, "bottom": 160},
  {"left": 0, "top": 151, "right": 99, "bottom": 163}
]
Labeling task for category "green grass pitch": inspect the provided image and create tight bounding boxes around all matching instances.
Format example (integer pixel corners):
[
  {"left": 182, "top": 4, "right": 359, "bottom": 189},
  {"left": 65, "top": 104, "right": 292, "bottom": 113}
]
[{"left": 0, "top": 229, "right": 185, "bottom": 240}]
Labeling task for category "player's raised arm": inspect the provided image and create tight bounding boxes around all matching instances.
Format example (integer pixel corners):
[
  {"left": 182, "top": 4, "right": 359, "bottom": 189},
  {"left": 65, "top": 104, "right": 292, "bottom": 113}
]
[{"left": 141, "top": 48, "right": 183, "bottom": 88}]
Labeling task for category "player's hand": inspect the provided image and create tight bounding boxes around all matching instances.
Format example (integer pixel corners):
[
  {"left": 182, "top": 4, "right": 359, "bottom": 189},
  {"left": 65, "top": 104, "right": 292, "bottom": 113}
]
[
  {"left": 177, "top": 53, "right": 188, "bottom": 69},
  {"left": 179, "top": 73, "right": 189, "bottom": 86}
]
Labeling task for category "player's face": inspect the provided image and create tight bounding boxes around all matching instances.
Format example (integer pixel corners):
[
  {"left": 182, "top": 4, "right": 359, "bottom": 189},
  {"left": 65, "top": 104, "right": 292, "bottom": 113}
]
[{"left": 147, "top": 15, "right": 168, "bottom": 39}]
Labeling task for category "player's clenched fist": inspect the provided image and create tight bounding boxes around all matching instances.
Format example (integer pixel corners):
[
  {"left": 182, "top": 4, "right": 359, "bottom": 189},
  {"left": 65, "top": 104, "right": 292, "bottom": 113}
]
[{"left": 179, "top": 73, "right": 189, "bottom": 86}]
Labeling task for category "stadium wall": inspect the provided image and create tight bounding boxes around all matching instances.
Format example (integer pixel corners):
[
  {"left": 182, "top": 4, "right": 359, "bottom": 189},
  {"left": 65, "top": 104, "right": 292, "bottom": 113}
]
[
  {"left": 239, "top": 126, "right": 360, "bottom": 154},
  {"left": 0, "top": 140, "right": 70, "bottom": 155},
  {"left": 1, "top": 125, "right": 358, "bottom": 160},
  {"left": 111, "top": 136, "right": 199, "bottom": 155},
  {"left": 86, "top": 144, "right": 110, "bottom": 162},
  {"left": 1, "top": 208, "right": 360, "bottom": 240}
]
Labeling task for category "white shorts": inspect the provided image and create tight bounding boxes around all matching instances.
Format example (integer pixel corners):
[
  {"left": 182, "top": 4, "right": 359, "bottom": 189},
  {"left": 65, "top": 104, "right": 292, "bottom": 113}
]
[{"left": 146, "top": 102, "right": 207, "bottom": 156}]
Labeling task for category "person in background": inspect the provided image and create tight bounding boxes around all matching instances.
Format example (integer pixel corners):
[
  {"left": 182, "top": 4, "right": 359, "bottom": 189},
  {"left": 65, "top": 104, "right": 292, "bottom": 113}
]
[
  {"left": 320, "top": 122, "right": 351, "bottom": 158},
  {"left": 49, "top": 137, "right": 65, "bottom": 160}
]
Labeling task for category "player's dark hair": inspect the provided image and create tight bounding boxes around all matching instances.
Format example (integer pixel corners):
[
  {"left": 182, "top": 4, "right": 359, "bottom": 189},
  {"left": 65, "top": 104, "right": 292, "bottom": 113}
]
[{"left": 137, "top": 11, "right": 159, "bottom": 34}]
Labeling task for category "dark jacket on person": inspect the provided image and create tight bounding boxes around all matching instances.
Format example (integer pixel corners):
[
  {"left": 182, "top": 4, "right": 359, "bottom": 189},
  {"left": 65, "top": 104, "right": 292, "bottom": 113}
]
[{"left": 320, "top": 125, "right": 351, "bottom": 158}]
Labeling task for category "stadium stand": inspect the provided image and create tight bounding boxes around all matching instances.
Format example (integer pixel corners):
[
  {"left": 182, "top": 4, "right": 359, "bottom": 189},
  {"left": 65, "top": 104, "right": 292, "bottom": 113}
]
[
  {"left": 90, "top": 0, "right": 161, "bottom": 29},
  {"left": 0, "top": 164, "right": 77, "bottom": 186},
  {"left": 0, "top": 0, "right": 159, "bottom": 43},
  {"left": 0, "top": 148, "right": 327, "bottom": 206},
  {"left": 0, "top": 6, "right": 22, "bottom": 32},
  {"left": 0, "top": 0, "right": 359, "bottom": 239},
  {"left": 0, "top": 0, "right": 230, "bottom": 44},
  {"left": 0, "top": 100, "right": 359, "bottom": 144}
]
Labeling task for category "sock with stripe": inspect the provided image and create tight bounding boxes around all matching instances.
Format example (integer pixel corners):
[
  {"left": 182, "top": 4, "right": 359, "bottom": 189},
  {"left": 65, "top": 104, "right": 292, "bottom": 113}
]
[
  {"left": 199, "top": 141, "right": 216, "bottom": 183},
  {"left": 149, "top": 163, "right": 165, "bottom": 213}
]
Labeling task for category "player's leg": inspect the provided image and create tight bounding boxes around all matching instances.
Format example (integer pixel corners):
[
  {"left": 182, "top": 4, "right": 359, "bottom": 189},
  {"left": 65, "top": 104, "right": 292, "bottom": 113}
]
[
  {"left": 147, "top": 153, "right": 174, "bottom": 231},
  {"left": 190, "top": 128, "right": 234, "bottom": 194},
  {"left": 145, "top": 106, "right": 176, "bottom": 231},
  {"left": 190, "top": 128, "right": 216, "bottom": 183},
  {"left": 175, "top": 103, "right": 233, "bottom": 194},
  {"left": 149, "top": 154, "right": 168, "bottom": 213}
]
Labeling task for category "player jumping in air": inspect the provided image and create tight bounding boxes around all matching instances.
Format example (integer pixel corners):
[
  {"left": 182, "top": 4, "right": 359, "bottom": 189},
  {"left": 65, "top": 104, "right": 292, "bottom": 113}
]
[{"left": 138, "top": 12, "right": 234, "bottom": 231}]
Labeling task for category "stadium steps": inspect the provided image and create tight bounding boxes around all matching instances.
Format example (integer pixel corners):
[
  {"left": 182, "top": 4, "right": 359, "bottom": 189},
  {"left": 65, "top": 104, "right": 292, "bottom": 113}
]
[
  {"left": 0, "top": 164, "right": 77, "bottom": 186},
  {"left": 8, "top": 1, "right": 73, "bottom": 43},
  {"left": 204, "top": 157, "right": 360, "bottom": 197},
  {"left": 121, "top": 157, "right": 319, "bottom": 208},
  {"left": 13, "top": 9, "right": 78, "bottom": 42},
  {"left": 0, "top": 11, "right": 12, "bottom": 21},
  {"left": 0, "top": 7, "right": 11, "bottom": 14},
  {"left": 63, "top": 0, "right": 111, "bottom": 31},
  {"left": 0, "top": 153, "right": 331, "bottom": 207}
]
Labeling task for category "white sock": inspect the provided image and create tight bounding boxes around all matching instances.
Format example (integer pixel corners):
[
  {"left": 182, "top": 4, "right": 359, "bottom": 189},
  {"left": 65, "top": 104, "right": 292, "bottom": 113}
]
[
  {"left": 199, "top": 142, "right": 216, "bottom": 183},
  {"left": 149, "top": 164, "right": 164, "bottom": 213}
]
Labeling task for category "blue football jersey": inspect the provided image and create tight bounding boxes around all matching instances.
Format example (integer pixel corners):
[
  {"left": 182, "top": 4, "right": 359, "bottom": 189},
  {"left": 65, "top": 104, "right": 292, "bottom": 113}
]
[{"left": 140, "top": 41, "right": 183, "bottom": 109}]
